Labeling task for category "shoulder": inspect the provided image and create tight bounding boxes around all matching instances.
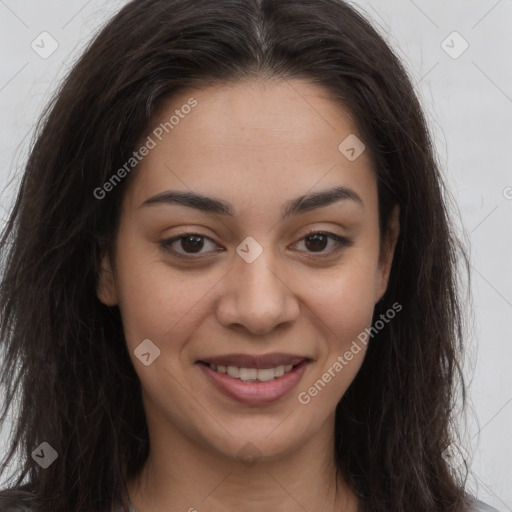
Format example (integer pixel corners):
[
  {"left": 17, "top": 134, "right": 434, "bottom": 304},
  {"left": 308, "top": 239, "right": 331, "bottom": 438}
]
[
  {"left": 0, "top": 483, "right": 40, "bottom": 511},
  {"left": 467, "top": 499, "right": 501, "bottom": 512}
]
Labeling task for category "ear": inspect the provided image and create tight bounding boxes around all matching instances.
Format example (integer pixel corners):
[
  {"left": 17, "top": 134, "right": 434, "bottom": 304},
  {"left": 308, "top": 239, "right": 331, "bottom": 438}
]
[
  {"left": 96, "top": 250, "right": 118, "bottom": 306},
  {"left": 375, "top": 204, "right": 400, "bottom": 303}
]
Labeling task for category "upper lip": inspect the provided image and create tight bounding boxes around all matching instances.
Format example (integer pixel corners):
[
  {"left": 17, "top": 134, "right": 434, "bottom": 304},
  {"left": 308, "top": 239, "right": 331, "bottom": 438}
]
[{"left": 198, "top": 353, "right": 309, "bottom": 369}]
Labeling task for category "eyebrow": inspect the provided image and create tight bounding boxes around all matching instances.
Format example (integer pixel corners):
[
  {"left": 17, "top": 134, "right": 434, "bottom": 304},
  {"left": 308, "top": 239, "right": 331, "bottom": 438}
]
[{"left": 140, "top": 185, "right": 363, "bottom": 219}]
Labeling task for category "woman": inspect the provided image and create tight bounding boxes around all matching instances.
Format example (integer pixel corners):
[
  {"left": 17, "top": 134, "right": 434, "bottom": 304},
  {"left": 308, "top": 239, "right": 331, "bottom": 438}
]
[{"left": 0, "top": 0, "right": 499, "bottom": 511}]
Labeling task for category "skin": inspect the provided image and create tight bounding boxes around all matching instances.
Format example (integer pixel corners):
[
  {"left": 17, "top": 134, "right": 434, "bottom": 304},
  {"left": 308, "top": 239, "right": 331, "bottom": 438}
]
[{"left": 97, "top": 78, "right": 399, "bottom": 512}]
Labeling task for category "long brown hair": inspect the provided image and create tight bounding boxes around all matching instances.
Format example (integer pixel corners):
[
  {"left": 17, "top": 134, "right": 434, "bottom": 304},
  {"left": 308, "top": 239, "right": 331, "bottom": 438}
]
[{"left": 0, "top": 0, "right": 470, "bottom": 510}]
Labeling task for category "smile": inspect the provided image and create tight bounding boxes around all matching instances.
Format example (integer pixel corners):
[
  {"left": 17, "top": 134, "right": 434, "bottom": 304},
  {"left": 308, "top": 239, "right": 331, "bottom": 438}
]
[
  {"left": 197, "top": 357, "right": 310, "bottom": 405},
  {"left": 207, "top": 363, "right": 295, "bottom": 382}
]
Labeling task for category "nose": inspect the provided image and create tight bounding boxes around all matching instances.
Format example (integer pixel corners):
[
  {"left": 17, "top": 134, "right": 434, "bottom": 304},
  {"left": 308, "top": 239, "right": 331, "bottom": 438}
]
[{"left": 215, "top": 248, "right": 301, "bottom": 336}]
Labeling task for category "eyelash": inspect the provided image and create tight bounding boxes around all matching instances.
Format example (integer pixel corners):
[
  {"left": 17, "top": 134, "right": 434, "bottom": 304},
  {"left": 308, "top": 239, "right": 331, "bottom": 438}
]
[{"left": 159, "top": 230, "right": 353, "bottom": 260}]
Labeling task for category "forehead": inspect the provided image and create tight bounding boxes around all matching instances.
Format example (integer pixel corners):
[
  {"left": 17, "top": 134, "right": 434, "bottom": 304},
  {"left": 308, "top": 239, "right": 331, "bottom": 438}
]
[{"left": 126, "top": 78, "right": 376, "bottom": 212}]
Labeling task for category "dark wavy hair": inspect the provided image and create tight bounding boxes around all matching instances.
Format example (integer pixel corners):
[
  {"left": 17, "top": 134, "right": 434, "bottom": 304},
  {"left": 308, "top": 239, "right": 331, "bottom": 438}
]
[{"left": 0, "top": 0, "right": 471, "bottom": 511}]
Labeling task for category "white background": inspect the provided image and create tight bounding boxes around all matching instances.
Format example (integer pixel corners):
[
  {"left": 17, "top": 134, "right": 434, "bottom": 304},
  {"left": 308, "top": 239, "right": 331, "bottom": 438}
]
[{"left": 0, "top": 0, "right": 511, "bottom": 509}]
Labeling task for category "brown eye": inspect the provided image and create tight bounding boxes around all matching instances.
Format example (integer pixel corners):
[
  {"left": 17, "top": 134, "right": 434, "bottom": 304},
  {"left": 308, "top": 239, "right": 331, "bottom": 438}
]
[
  {"left": 304, "top": 233, "right": 329, "bottom": 252},
  {"left": 294, "top": 231, "right": 353, "bottom": 259},
  {"left": 160, "top": 233, "right": 219, "bottom": 258},
  {"left": 179, "top": 234, "right": 206, "bottom": 253},
  {"left": 160, "top": 230, "right": 352, "bottom": 261}
]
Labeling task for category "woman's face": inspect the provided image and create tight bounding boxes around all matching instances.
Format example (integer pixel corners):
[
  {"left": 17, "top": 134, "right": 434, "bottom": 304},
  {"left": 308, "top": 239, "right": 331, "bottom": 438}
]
[{"left": 98, "top": 78, "right": 398, "bottom": 462}]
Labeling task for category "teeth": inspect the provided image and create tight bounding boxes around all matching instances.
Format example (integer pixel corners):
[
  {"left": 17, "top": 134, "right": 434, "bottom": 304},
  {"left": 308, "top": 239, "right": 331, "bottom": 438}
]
[
  {"left": 257, "top": 368, "right": 275, "bottom": 382},
  {"left": 239, "top": 368, "right": 258, "bottom": 381},
  {"left": 227, "top": 366, "right": 239, "bottom": 378},
  {"left": 208, "top": 362, "right": 298, "bottom": 381},
  {"left": 274, "top": 365, "right": 285, "bottom": 378}
]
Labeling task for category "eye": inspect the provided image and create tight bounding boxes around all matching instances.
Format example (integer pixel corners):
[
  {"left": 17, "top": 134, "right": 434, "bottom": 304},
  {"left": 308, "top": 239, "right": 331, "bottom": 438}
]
[
  {"left": 292, "top": 231, "right": 353, "bottom": 259},
  {"left": 160, "top": 230, "right": 353, "bottom": 260},
  {"left": 160, "top": 232, "right": 221, "bottom": 259}
]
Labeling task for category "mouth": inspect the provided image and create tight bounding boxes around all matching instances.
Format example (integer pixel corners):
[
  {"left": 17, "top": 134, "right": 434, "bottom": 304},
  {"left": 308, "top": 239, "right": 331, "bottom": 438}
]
[
  {"left": 197, "top": 352, "right": 308, "bottom": 382},
  {"left": 196, "top": 353, "right": 310, "bottom": 404},
  {"left": 199, "top": 361, "right": 300, "bottom": 382}
]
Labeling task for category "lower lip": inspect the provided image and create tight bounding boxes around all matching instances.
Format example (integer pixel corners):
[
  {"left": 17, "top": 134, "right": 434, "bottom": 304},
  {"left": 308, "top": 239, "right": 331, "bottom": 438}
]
[{"left": 197, "top": 361, "right": 309, "bottom": 405}]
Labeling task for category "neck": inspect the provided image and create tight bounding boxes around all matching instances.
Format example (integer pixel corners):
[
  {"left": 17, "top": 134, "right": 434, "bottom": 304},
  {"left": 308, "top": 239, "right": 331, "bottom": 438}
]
[{"left": 127, "top": 409, "right": 359, "bottom": 512}]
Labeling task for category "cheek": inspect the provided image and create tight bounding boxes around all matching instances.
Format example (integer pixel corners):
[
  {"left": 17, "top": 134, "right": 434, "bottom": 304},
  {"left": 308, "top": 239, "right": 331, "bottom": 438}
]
[
  {"left": 113, "top": 241, "right": 220, "bottom": 353},
  {"left": 112, "top": 238, "right": 179, "bottom": 345},
  {"left": 297, "top": 248, "right": 378, "bottom": 390},
  {"left": 297, "top": 273, "right": 375, "bottom": 409},
  {"left": 114, "top": 219, "right": 380, "bottom": 353},
  {"left": 312, "top": 272, "right": 374, "bottom": 367},
  {"left": 305, "top": 247, "right": 380, "bottom": 332}
]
